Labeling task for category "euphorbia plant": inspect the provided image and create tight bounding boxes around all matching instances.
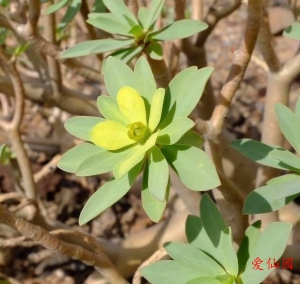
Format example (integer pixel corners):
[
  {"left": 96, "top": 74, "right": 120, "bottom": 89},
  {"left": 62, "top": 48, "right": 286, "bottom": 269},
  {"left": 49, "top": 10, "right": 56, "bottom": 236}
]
[
  {"left": 58, "top": 56, "right": 220, "bottom": 224},
  {"left": 60, "top": 0, "right": 208, "bottom": 62}
]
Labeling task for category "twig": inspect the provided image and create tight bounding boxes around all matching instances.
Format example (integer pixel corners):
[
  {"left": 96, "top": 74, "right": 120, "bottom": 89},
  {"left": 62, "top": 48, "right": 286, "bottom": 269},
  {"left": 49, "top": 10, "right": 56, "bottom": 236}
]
[
  {"left": 0, "top": 192, "right": 24, "bottom": 203},
  {"left": 33, "top": 154, "right": 61, "bottom": 183},
  {"left": 132, "top": 248, "right": 168, "bottom": 284},
  {"left": 0, "top": 47, "right": 37, "bottom": 199},
  {"left": 128, "top": 0, "right": 139, "bottom": 17},
  {"left": 0, "top": 204, "right": 129, "bottom": 284}
]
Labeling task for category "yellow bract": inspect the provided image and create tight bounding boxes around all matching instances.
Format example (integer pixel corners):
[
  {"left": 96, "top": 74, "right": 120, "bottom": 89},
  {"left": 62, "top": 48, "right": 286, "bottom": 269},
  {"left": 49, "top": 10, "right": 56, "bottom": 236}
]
[
  {"left": 90, "top": 120, "right": 136, "bottom": 150},
  {"left": 117, "top": 86, "right": 147, "bottom": 125},
  {"left": 148, "top": 88, "right": 165, "bottom": 132}
]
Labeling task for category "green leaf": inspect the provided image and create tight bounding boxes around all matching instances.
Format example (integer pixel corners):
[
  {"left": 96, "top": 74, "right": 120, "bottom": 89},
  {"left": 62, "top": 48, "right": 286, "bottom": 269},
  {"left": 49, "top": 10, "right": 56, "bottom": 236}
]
[
  {"left": 269, "top": 149, "right": 300, "bottom": 170},
  {"left": 137, "top": 7, "right": 148, "bottom": 29},
  {"left": 129, "top": 24, "right": 144, "bottom": 36},
  {"left": 162, "top": 67, "right": 197, "bottom": 119},
  {"left": 243, "top": 175, "right": 300, "bottom": 214},
  {"left": 201, "top": 195, "right": 238, "bottom": 276},
  {"left": 237, "top": 221, "right": 261, "bottom": 274},
  {"left": 92, "top": 0, "right": 106, "bottom": 13},
  {"left": 79, "top": 161, "right": 142, "bottom": 225},
  {"left": 161, "top": 145, "right": 220, "bottom": 191},
  {"left": 176, "top": 130, "right": 204, "bottom": 148},
  {"left": 0, "top": 144, "right": 12, "bottom": 164},
  {"left": 157, "top": 117, "right": 194, "bottom": 145},
  {"left": 148, "top": 146, "right": 169, "bottom": 201},
  {"left": 110, "top": 45, "right": 143, "bottom": 64},
  {"left": 97, "top": 96, "right": 129, "bottom": 125},
  {"left": 61, "top": 39, "right": 134, "bottom": 58},
  {"left": 147, "top": 19, "right": 208, "bottom": 41},
  {"left": 134, "top": 56, "right": 157, "bottom": 104},
  {"left": 58, "top": 143, "right": 104, "bottom": 173},
  {"left": 64, "top": 116, "right": 104, "bottom": 141},
  {"left": 58, "top": 0, "right": 81, "bottom": 29},
  {"left": 113, "top": 132, "right": 159, "bottom": 179},
  {"left": 102, "top": 0, "right": 138, "bottom": 27},
  {"left": 186, "top": 277, "right": 222, "bottom": 284},
  {"left": 90, "top": 39, "right": 134, "bottom": 54},
  {"left": 230, "top": 139, "right": 294, "bottom": 170},
  {"left": 295, "top": 96, "right": 300, "bottom": 120},
  {"left": 142, "top": 165, "right": 168, "bottom": 222},
  {"left": 76, "top": 146, "right": 136, "bottom": 176},
  {"left": 140, "top": 260, "right": 208, "bottom": 284},
  {"left": 185, "top": 216, "right": 238, "bottom": 276},
  {"left": 283, "top": 22, "right": 300, "bottom": 40},
  {"left": 164, "top": 242, "right": 225, "bottom": 277},
  {"left": 240, "top": 222, "right": 292, "bottom": 284},
  {"left": 104, "top": 56, "right": 137, "bottom": 97},
  {"left": 142, "top": 0, "right": 164, "bottom": 30},
  {"left": 200, "top": 194, "right": 226, "bottom": 246},
  {"left": 87, "top": 13, "right": 131, "bottom": 36},
  {"left": 144, "top": 42, "right": 163, "bottom": 60},
  {"left": 45, "top": 0, "right": 69, "bottom": 15},
  {"left": 275, "top": 103, "right": 300, "bottom": 153}
]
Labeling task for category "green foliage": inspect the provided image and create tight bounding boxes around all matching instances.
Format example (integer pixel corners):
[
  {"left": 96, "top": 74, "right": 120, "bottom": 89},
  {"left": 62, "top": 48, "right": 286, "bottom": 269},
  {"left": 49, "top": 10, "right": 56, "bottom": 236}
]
[
  {"left": 283, "top": 22, "right": 300, "bottom": 40},
  {"left": 140, "top": 194, "right": 292, "bottom": 284},
  {"left": 61, "top": 0, "right": 208, "bottom": 62},
  {"left": 231, "top": 97, "right": 300, "bottom": 214},
  {"left": 58, "top": 57, "right": 218, "bottom": 224},
  {"left": 0, "top": 144, "right": 13, "bottom": 165}
]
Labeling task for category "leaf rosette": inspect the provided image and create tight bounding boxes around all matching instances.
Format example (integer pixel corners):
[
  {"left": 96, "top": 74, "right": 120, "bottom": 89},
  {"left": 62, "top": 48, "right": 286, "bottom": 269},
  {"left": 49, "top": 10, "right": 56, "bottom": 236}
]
[{"left": 58, "top": 57, "right": 220, "bottom": 224}]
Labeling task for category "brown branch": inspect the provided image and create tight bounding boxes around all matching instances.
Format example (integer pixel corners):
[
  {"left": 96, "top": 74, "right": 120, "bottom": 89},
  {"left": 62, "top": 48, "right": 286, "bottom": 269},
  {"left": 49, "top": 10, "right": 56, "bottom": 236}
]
[
  {"left": 27, "top": 0, "right": 41, "bottom": 35},
  {"left": 128, "top": 0, "right": 139, "bottom": 17},
  {"left": 0, "top": 204, "right": 129, "bottom": 284},
  {"left": 0, "top": 12, "right": 102, "bottom": 83},
  {"left": 196, "top": 0, "right": 242, "bottom": 46},
  {"left": 209, "top": 0, "right": 262, "bottom": 135},
  {"left": 0, "top": 48, "right": 37, "bottom": 199}
]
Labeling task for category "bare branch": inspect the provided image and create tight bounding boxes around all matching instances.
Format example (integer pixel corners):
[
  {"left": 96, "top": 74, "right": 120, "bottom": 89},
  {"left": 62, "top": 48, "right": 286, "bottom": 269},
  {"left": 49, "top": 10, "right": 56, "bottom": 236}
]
[{"left": 0, "top": 204, "right": 129, "bottom": 284}]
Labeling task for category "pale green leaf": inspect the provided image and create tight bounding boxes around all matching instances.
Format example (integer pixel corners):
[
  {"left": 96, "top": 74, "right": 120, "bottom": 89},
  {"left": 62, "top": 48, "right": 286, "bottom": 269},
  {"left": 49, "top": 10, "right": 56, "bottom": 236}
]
[
  {"left": 110, "top": 45, "right": 143, "bottom": 64},
  {"left": 161, "top": 145, "right": 220, "bottom": 191},
  {"left": 164, "top": 242, "right": 225, "bottom": 277},
  {"left": 144, "top": 42, "right": 163, "bottom": 60},
  {"left": 185, "top": 277, "right": 222, "bottom": 284},
  {"left": 129, "top": 24, "right": 144, "bottom": 36},
  {"left": 237, "top": 220, "right": 261, "bottom": 274},
  {"left": 58, "top": 143, "right": 104, "bottom": 173},
  {"left": 230, "top": 139, "right": 294, "bottom": 170},
  {"left": 269, "top": 149, "right": 300, "bottom": 170},
  {"left": 241, "top": 223, "right": 292, "bottom": 284},
  {"left": 140, "top": 260, "right": 207, "bottom": 284},
  {"left": 58, "top": 0, "right": 81, "bottom": 29},
  {"left": 61, "top": 39, "right": 134, "bottom": 58},
  {"left": 142, "top": 0, "right": 164, "bottom": 30},
  {"left": 97, "top": 96, "right": 129, "bottom": 125},
  {"left": 102, "top": 0, "right": 138, "bottom": 26},
  {"left": 142, "top": 165, "right": 168, "bottom": 222},
  {"left": 134, "top": 56, "right": 157, "bottom": 103},
  {"left": 147, "top": 19, "right": 208, "bottom": 41},
  {"left": 137, "top": 7, "right": 148, "bottom": 29},
  {"left": 295, "top": 96, "right": 300, "bottom": 120},
  {"left": 79, "top": 161, "right": 142, "bottom": 225},
  {"left": 104, "top": 56, "right": 137, "bottom": 97},
  {"left": 87, "top": 13, "right": 131, "bottom": 36},
  {"left": 283, "top": 22, "right": 300, "bottom": 40},
  {"left": 185, "top": 216, "right": 238, "bottom": 275},
  {"left": 45, "top": 0, "right": 69, "bottom": 15},
  {"left": 64, "top": 116, "right": 104, "bottom": 141},
  {"left": 243, "top": 176, "right": 300, "bottom": 214},
  {"left": 148, "top": 146, "right": 169, "bottom": 201},
  {"left": 275, "top": 103, "right": 300, "bottom": 153},
  {"left": 176, "top": 130, "right": 203, "bottom": 148},
  {"left": 76, "top": 145, "right": 136, "bottom": 176},
  {"left": 157, "top": 117, "right": 194, "bottom": 145},
  {"left": 113, "top": 131, "right": 159, "bottom": 179}
]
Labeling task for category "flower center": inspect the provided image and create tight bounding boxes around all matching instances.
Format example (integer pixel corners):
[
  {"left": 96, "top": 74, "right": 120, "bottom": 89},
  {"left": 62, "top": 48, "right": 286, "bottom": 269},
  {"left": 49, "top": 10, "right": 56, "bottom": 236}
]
[{"left": 127, "top": 122, "right": 150, "bottom": 143}]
